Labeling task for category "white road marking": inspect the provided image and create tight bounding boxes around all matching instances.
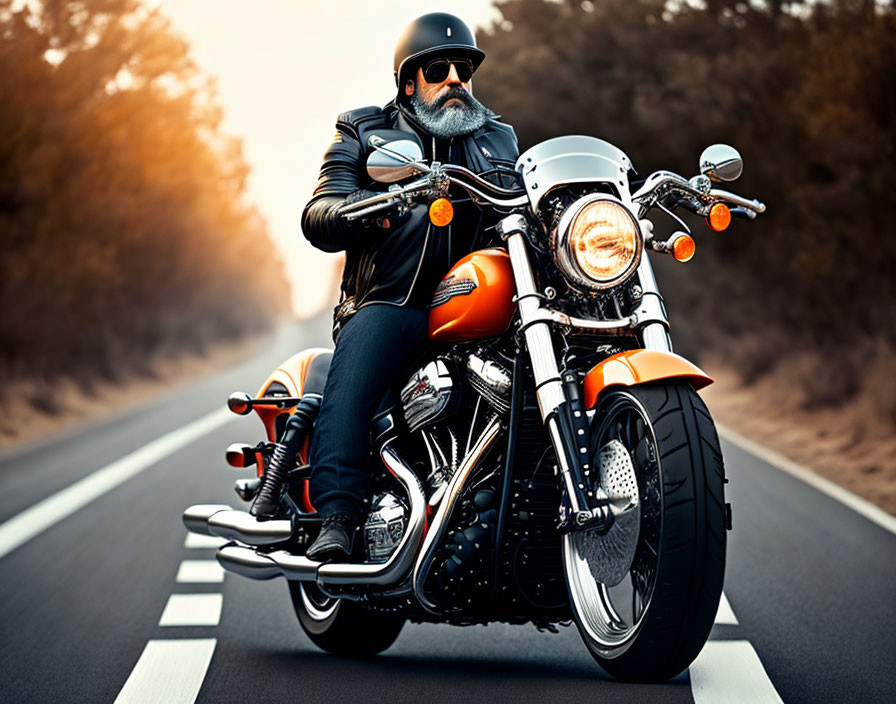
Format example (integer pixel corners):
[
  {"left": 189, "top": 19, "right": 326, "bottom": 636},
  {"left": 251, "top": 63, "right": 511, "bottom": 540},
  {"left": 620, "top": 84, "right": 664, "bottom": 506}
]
[
  {"left": 176, "top": 560, "right": 224, "bottom": 583},
  {"left": 0, "top": 408, "right": 233, "bottom": 561},
  {"left": 113, "top": 638, "right": 216, "bottom": 704},
  {"left": 690, "top": 640, "right": 784, "bottom": 703},
  {"left": 717, "top": 424, "right": 896, "bottom": 536},
  {"left": 159, "top": 594, "right": 223, "bottom": 626},
  {"left": 714, "top": 592, "right": 739, "bottom": 625},
  {"left": 184, "top": 532, "right": 227, "bottom": 549}
]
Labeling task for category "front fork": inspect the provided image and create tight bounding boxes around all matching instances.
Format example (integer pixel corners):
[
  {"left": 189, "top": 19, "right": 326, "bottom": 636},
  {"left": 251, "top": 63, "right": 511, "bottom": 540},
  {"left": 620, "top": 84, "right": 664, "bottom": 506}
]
[{"left": 496, "top": 214, "right": 670, "bottom": 531}]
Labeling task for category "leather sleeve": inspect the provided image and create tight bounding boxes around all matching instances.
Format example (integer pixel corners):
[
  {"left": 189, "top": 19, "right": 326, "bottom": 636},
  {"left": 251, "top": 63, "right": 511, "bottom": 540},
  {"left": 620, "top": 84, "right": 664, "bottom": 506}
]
[{"left": 301, "top": 121, "right": 366, "bottom": 253}]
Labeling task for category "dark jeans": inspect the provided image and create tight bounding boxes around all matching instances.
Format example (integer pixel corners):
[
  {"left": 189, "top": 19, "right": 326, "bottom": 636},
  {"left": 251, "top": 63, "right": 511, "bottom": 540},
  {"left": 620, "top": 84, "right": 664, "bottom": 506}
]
[{"left": 309, "top": 304, "right": 429, "bottom": 521}]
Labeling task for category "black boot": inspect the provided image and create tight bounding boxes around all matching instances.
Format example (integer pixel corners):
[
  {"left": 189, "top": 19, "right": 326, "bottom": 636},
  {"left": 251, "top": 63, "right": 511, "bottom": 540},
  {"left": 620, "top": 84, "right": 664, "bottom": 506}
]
[
  {"left": 250, "top": 395, "right": 321, "bottom": 520},
  {"left": 306, "top": 514, "right": 357, "bottom": 562}
]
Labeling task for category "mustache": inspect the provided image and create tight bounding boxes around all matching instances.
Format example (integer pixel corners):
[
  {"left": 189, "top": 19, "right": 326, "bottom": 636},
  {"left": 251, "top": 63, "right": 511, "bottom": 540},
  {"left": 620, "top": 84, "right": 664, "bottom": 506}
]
[{"left": 433, "top": 87, "right": 474, "bottom": 110}]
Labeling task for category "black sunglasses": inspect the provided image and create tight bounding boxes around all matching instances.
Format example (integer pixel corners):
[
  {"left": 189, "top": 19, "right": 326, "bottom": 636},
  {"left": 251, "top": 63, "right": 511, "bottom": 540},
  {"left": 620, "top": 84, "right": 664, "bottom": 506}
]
[{"left": 422, "top": 58, "right": 475, "bottom": 84}]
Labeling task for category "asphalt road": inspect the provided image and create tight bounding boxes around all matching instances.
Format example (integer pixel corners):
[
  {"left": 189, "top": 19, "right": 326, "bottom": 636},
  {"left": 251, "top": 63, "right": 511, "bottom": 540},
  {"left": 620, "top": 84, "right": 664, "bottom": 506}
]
[{"left": 1, "top": 316, "right": 894, "bottom": 703}]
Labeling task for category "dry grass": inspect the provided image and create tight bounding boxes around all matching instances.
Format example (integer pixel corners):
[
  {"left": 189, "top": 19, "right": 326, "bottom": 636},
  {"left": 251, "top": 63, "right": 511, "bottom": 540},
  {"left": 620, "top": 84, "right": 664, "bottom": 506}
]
[{"left": 701, "top": 351, "right": 896, "bottom": 515}]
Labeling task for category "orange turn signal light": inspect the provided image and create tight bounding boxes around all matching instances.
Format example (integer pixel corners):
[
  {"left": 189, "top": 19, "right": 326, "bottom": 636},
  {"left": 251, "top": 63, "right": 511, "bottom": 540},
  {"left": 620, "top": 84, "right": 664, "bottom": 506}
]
[
  {"left": 707, "top": 202, "right": 731, "bottom": 231},
  {"left": 429, "top": 198, "right": 454, "bottom": 227},
  {"left": 671, "top": 233, "right": 696, "bottom": 262}
]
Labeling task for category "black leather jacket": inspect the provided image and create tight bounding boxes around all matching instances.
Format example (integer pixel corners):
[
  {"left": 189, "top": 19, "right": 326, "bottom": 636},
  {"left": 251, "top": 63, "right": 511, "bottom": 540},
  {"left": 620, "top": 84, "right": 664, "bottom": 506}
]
[{"left": 301, "top": 100, "right": 520, "bottom": 329}]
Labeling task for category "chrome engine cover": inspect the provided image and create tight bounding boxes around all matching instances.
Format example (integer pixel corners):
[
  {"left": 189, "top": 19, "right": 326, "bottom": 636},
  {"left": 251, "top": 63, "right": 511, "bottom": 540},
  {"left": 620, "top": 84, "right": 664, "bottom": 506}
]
[
  {"left": 363, "top": 492, "right": 408, "bottom": 563},
  {"left": 401, "top": 359, "right": 456, "bottom": 433},
  {"left": 465, "top": 352, "right": 512, "bottom": 413}
]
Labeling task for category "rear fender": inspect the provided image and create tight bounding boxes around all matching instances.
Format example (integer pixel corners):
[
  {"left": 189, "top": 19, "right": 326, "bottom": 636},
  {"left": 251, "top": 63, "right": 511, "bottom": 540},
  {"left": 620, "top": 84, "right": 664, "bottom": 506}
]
[
  {"left": 582, "top": 350, "right": 712, "bottom": 409},
  {"left": 253, "top": 347, "right": 331, "bottom": 443}
]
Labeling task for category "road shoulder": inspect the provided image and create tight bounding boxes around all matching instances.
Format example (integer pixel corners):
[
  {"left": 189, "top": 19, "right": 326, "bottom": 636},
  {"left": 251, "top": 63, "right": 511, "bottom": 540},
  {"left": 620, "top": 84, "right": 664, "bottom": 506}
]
[{"left": 700, "top": 362, "right": 895, "bottom": 517}]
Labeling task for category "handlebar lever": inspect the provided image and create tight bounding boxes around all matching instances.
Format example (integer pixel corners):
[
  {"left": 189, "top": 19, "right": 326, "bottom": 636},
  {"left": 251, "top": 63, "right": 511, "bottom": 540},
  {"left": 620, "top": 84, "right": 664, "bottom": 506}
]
[{"left": 729, "top": 207, "right": 757, "bottom": 220}]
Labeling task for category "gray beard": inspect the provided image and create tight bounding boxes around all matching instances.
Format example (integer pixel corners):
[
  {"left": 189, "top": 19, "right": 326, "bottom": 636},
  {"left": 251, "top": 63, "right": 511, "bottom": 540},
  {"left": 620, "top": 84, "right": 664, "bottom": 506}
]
[{"left": 409, "top": 87, "right": 495, "bottom": 139}]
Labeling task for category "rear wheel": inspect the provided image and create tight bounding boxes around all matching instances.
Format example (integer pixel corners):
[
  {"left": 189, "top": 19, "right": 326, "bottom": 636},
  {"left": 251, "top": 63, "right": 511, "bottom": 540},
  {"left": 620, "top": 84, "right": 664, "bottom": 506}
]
[
  {"left": 564, "top": 381, "right": 726, "bottom": 681},
  {"left": 288, "top": 582, "right": 405, "bottom": 657}
]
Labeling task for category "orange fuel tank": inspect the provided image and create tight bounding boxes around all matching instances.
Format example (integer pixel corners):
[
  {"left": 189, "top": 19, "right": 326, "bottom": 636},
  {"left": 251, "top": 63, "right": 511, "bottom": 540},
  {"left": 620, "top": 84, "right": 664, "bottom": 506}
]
[{"left": 428, "top": 247, "right": 516, "bottom": 342}]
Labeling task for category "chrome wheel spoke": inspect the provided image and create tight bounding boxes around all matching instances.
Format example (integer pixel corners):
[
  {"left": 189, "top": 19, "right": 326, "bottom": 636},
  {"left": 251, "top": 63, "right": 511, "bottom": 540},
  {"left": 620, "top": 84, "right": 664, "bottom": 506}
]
[{"left": 564, "top": 391, "right": 662, "bottom": 652}]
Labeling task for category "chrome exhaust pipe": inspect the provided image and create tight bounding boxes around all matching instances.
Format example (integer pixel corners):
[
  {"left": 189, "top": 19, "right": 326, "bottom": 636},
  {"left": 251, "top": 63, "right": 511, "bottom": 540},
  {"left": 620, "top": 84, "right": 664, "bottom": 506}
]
[
  {"left": 183, "top": 504, "right": 231, "bottom": 537},
  {"left": 182, "top": 504, "right": 292, "bottom": 545},
  {"left": 211, "top": 439, "right": 427, "bottom": 585},
  {"left": 208, "top": 510, "right": 292, "bottom": 545},
  {"left": 216, "top": 544, "right": 318, "bottom": 581},
  {"left": 412, "top": 418, "right": 502, "bottom": 613},
  {"left": 317, "top": 440, "right": 426, "bottom": 585}
]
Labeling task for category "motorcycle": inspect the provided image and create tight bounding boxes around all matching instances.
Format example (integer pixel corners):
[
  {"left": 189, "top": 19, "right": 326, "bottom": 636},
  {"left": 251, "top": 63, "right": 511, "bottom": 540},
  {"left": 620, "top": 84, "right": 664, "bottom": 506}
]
[{"left": 184, "top": 134, "right": 764, "bottom": 680}]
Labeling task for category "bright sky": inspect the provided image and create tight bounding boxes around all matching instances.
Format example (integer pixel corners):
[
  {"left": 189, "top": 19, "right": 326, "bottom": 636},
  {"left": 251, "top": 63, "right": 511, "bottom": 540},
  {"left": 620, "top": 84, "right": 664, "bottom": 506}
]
[{"left": 158, "top": 1, "right": 501, "bottom": 317}]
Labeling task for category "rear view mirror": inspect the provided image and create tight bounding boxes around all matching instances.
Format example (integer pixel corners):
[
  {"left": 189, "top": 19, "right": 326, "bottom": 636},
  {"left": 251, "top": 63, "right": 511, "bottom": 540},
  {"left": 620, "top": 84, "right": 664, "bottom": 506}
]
[
  {"left": 367, "top": 138, "right": 425, "bottom": 183},
  {"left": 699, "top": 144, "right": 743, "bottom": 182}
]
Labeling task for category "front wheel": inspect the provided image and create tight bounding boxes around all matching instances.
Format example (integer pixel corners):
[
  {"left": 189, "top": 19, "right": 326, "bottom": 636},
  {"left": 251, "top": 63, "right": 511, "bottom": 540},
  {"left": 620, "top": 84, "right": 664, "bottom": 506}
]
[
  {"left": 288, "top": 582, "right": 405, "bottom": 657},
  {"left": 564, "top": 381, "right": 726, "bottom": 681}
]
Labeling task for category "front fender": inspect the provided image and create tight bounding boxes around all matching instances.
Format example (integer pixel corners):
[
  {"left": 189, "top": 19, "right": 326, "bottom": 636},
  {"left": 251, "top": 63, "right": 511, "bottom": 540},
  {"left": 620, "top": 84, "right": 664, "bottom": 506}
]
[{"left": 583, "top": 349, "right": 712, "bottom": 409}]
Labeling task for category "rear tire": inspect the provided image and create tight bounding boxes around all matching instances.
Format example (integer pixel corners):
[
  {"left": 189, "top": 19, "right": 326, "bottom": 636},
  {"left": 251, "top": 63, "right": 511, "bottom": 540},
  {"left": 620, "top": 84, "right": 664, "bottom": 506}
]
[
  {"left": 565, "top": 381, "right": 726, "bottom": 681},
  {"left": 288, "top": 582, "right": 405, "bottom": 657}
]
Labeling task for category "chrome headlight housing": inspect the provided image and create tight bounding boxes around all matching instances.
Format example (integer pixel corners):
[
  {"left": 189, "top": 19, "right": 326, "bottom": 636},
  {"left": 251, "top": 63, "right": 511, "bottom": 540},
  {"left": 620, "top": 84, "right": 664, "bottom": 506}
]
[{"left": 552, "top": 194, "right": 643, "bottom": 291}]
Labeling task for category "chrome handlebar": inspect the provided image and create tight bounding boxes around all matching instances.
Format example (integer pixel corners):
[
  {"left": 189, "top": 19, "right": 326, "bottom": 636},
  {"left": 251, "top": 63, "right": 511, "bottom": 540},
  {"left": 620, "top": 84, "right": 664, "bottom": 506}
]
[
  {"left": 336, "top": 164, "right": 527, "bottom": 222},
  {"left": 632, "top": 171, "right": 765, "bottom": 218},
  {"left": 338, "top": 163, "right": 765, "bottom": 224}
]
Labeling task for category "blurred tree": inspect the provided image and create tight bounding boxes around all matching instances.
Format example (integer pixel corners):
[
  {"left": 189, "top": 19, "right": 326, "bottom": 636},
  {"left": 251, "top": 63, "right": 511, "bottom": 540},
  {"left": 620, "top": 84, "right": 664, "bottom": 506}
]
[
  {"left": 0, "top": 0, "right": 288, "bottom": 386},
  {"left": 476, "top": 0, "right": 895, "bottom": 405}
]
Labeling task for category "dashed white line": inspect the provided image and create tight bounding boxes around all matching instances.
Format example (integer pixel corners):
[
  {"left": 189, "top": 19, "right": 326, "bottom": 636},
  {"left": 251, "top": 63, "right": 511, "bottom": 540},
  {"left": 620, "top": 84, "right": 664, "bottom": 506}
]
[
  {"left": 717, "top": 423, "right": 896, "bottom": 536},
  {"left": 159, "top": 594, "right": 223, "bottom": 626},
  {"left": 0, "top": 407, "right": 233, "bottom": 561},
  {"left": 690, "top": 640, "right": 784, "bottom": 703},
  {"left": 113, "top": 639, "right": 216, "bottom": 704},
  {"left": 176, "top": 560, "right": 225, "bottom": 583},
  {"left": 184, "top": 533, "right": 227, "bottom": 549},
  {"left": 714, "top": 592, "right": 739, "bottom": 625}
]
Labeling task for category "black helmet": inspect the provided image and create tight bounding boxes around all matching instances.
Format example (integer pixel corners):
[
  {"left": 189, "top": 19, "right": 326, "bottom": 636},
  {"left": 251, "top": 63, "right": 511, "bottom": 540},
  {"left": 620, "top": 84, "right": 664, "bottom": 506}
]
[{"left": 393, "top": 12, "right": 485, "bottom": 91}]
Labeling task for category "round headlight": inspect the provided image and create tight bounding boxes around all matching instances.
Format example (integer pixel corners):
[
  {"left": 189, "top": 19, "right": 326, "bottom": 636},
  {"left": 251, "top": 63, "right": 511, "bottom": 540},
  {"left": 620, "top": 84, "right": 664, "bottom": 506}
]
[{"left": 555, "top": 196, "right": 642, "bottom": 290}]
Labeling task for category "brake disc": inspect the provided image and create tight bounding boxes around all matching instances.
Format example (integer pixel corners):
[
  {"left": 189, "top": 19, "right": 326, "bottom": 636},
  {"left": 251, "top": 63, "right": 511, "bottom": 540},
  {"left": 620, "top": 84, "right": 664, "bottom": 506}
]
[{"left": 571, "top": 439, "right": 641, "bottom": 587}]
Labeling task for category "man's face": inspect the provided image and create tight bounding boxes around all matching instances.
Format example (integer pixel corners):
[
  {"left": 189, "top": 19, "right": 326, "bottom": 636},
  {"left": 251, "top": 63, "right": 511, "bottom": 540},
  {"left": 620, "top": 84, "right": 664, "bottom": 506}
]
[
  {"left": 403, "top": 57, "right": 492, "bottom": 139},
  {"left": 404, "top": 61, "right": 472, "bottom": 108}
]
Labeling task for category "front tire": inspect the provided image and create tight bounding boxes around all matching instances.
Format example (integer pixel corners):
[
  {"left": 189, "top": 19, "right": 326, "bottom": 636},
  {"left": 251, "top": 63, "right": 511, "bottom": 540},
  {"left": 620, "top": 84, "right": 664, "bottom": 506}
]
[
  {"left": 564, "top": 381, "right": 726, "bottom": 681},
  {"left": 288, "top": 582, "right": 405, "bottom": 657}
]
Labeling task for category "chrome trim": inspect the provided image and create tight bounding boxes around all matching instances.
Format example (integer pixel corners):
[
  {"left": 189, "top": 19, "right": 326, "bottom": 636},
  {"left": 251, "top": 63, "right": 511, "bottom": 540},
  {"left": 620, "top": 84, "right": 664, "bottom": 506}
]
[
  {"left": 207, "top": 509, "right": 292, "bottom": 546},
  {"left": 465, "top": 352, "right": 512, "bottom": 413},
  {"left": 401, "top": 358, "right": 455, "bottom": 433},
  {"left": 634, "top": 256, "right": 673, "bottom": 352},
  {"left": 549, "top": 417, "right": 585, "bottom": 515},
  {"left": 699, "top": 144, "right": 743, "bottom": 182},
  {"left": 216, "top": 544, "right": 318, "bottom": 581},
  {"left": 367, "top": 139, "right": 425, "bottom": 183},
  {"left": 211, "top": 440, "right": 427, "bottom": 586},
  {"left": 317, "top": 440, "right": 426, "bottom": 585},
  {"left": 412, "top": 418, "right": 502, "bottom": 613},
  {"left": 267, "top": 551, "right": 319, "bottom": 580},
  {"left": 234, "top": 477, "right": 260, "bottom": 502},
  {"left": 708, "top": 188, "right": 766, "bottom": 213},
  {"left": 502, "top": 224, "right": 565, "bottom": 419},
  {"left": 216, "top": 543, "right": 281, "bottom": 580},
  {"left": 516, "top": 136, "right": 633, "bottom": 210},
  {"left": 553, "top": 194, "right": 643, "bottom": 292},
  {"left": 183, "top": 504, "right": 231, "bottom": 537},
  {"left": 532, "top": 307, "right": 635, "bottom": 334}
]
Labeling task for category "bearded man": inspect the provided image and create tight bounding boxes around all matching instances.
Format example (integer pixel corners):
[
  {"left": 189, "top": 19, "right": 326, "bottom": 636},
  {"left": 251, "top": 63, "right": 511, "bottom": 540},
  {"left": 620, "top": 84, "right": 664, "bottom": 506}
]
[{"left": 287, "top": 13, "right": 519, "bottom": 561}]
